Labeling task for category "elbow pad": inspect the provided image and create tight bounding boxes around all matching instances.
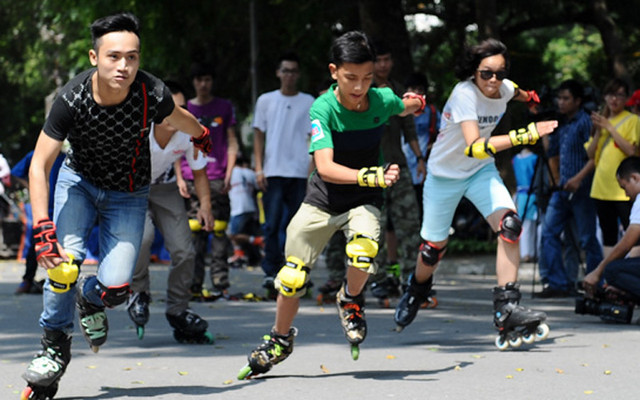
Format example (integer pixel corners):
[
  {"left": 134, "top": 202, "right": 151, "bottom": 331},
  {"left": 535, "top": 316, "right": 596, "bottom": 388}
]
[
  {"left": 508, "top": 122, "right": 540, "bottom": 147},
  {"left": 464, "top": 139, "right": 496, "bottom": 159}
]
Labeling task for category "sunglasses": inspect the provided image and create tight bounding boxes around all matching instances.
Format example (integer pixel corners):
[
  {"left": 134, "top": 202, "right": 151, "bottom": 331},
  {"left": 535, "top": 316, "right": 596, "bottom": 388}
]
[{"left": 477, "top": 69, "right": 508, "bottom": 81}]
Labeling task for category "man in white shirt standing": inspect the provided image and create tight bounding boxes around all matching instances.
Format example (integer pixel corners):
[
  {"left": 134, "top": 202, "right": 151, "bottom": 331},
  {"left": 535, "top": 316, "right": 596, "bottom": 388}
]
[
  {"left": 128, "top": 81, "right": 215, "bottom": 343},
  {"left": 253, "top": 52, "right": 314, "bottom": 295}
]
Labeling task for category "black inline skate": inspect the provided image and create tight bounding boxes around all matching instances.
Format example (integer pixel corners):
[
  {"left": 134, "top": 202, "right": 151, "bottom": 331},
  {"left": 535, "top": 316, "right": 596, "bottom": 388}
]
[
  {"left": 127, "top": 291, "right": 150, "bottom": 340},
  {"left": 394, "top": 274, "right": 434, "bottom": 332},
  {"left": 76, "top": 277, "right": 108, "bottom": 353},
  {"left": 316, "top": 279, "right": 342, "bottom": 305},
  {"left": 238, "top": 327, "right": 298, "bottom": 380},
  {"left": 336, "top": 284, "right": 367, "bottom": 360},
  {"left": 21, "top": 329, "right": 71, "bottom": 400},
  {"left": 166, "top": 309, "right": 214, "bottom": 344},
  {"left": 493, "top": 282, "right": 550, "bottom": 350}
]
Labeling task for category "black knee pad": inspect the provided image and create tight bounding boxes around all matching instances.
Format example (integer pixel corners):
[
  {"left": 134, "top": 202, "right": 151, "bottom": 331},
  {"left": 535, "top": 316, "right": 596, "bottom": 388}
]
[
  {"left": 498, "top": 210, "right": 522, "bottom": 243},
  {"left": 419, "top": 241, "right": 446, "bottom": 266},
  {"left": 99, "top": 282, "right": 131, "bottom": 307}
]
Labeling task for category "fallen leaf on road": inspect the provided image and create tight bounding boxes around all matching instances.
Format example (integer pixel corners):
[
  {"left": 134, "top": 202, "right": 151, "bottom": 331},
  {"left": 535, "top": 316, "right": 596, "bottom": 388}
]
[
  {"left": 505, "top": 375, "right": 513, "bottom": 379},
  {"left": 223, "top": 380, "right": 233, "bottom": 385},
  {"left": 584, "top": 390, "right": 594, "bottom": 394},
  {"left": 320, "top": 364, "right": 330, "bottom": 373},
  {"left": 516, "top": 368, "right": 524, "bottom": 372},
  {"left": 555, "top": 368, "right": 564, "bottom": 374},
  {"left": 386, "top": 355, "right": 396, "bottom": 359},
  {"left": 178, "top": 371, "right": 188, "bottom": 376},
  {"left": 604, "top": 370, "right": 612, "bottom": 375}
]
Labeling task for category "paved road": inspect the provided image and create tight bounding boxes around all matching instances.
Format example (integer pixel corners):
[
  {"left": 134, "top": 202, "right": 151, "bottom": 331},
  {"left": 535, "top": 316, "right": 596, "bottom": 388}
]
[{"left": 1, "top": 256, "right": 638, "bottom": 399}]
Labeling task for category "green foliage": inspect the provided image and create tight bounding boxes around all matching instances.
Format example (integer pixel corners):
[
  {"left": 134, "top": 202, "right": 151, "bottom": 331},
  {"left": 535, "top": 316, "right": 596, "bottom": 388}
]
[{"left": 446, "top": 238, "right": 497, "bottom": 255}]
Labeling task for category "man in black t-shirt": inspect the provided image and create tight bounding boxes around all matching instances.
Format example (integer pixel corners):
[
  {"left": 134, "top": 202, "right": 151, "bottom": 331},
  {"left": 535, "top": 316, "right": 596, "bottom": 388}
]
[{"left": 21, "top": 13, "right": 211, "bottom": 398}]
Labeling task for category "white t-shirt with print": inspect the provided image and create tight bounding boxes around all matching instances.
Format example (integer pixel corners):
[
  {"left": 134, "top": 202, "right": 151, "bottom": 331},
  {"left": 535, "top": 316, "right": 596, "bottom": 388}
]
[
  {"left": 428, "top": 79, "right": 515, "bottom": 179},
  {"left": 149, "top": 124, "right": 207, "bottom": 184},
  {"left": 252, "top": 90, "right": 315, "bottom": 178}
]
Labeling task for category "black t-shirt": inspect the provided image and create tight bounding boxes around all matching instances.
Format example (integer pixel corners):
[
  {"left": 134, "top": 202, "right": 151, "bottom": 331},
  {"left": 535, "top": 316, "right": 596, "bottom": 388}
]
[{"left": 43, "top": 68, "right": 174, "bottom": 191}]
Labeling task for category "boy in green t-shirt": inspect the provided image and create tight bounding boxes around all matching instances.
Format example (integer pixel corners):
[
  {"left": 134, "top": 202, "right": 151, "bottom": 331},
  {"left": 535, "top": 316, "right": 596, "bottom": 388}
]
[{"left": 238, "top": 31, "right": 425, "bottom": 379}]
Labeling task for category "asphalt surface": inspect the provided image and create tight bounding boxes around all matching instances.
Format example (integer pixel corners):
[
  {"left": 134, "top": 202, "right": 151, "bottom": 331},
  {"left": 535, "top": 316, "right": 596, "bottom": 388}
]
[{"left": 1, "top": 255, "right": 639, "bottom": 399}]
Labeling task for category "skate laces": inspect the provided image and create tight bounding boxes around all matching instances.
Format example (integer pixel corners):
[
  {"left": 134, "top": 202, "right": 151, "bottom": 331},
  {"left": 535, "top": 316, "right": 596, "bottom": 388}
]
[
  {"left": 80, "top": 312, "right": 107, "bottom": 339},
  {"left": 343, "top": 302, "right": 364, "bottom": 320}
]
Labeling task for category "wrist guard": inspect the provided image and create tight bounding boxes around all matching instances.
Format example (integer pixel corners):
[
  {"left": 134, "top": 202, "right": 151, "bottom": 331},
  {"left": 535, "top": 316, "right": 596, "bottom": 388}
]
[
  {"left": 526, "top": 90, "right": 540, "bottom": 104},
  {"left": 508, "top": 122, "right": 540, "bottom": 147},
  {"left": 357, "top": 164, "right": 389, "bottom": 188},
  {"left": 464, "top": 138, "right": 496, "bottom": 159},
  {"left": 403, "top": 92, "right": 426, "bottom": 116},
  {"left": 33, "top": 219, "right": 61, "bottom": 260},
  {"left": 191, "top": 126, "right": 212, "bottom": 154}
]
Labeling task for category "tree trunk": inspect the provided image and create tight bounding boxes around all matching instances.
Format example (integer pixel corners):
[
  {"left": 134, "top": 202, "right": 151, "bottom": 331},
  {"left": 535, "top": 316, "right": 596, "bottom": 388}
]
[
  {"left": 475, "top": 0, "right": 499, "bottom": 40},
  {"left": 590, "top": 0, "right": 629, "bottom": 81},
  {"left": 358, "top": 0, "right": 414, "bottom": 82}
]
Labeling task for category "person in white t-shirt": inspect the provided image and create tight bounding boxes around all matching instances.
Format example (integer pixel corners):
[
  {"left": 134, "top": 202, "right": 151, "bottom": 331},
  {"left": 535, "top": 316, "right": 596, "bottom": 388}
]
[
  {"left": 127, "top": 82, "right": 215, "bottom": 343},
  {"left": 394, "top": 39, "right": 558, "bottom": 350},
  {"left": 227, "top": 155, "right": 263, "bottom": 267},
  {"left": 583, "top": 156, "right": 640, "bottom": 302},
  {"left": 252, "top": 52, "right": 315, "bottom": 294}
]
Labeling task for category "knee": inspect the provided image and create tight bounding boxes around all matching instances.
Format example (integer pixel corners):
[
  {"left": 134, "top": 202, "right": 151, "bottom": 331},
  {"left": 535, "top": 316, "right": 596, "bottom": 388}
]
[
  {"left": 99, "top": 282, "right": 131, "bottom": 307},
  {"left": 498, "top": 210, "right": 522, "bottom": 243},
  {"left": 345, "top": 233, "right": 379, "bottom": 270},
  {"left": 275, "top": 256, "right": 310, "bottom": 298}
]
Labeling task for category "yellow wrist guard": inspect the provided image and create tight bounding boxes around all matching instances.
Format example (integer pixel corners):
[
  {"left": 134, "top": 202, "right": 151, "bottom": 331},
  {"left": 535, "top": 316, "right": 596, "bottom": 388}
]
[
  {"left": 508, "top": 122, "right": 540, "bottom": 147},
  {"left": 464, "top": 138, "right": 496, "bottom": 159},
  {"left": 357, "top": 165, "right": 388, "bottom": 188}
]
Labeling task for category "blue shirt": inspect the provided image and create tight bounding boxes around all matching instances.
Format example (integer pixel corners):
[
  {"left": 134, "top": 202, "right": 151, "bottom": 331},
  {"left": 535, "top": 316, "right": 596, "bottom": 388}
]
[
  {"left": 547, "top": 109, "right": 592, "bottom": 194},
  {"left": 11, "top": 151, "right": 66, "bottom": 215}
]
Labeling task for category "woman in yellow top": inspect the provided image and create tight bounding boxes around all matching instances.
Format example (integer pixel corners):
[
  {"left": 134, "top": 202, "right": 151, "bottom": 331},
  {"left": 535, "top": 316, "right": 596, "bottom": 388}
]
[{"left": 587, "top": 78, "right": 640, "bottom": 257}]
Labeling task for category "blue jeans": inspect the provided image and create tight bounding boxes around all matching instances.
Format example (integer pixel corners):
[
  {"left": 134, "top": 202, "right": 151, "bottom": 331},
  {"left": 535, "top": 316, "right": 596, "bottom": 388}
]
[
  {"left": 261, "top": 177, "right": 307, "bottom": 277},
  {"left": 540, "top": 190, "right": 602, "bottom": 290},
  {"left": 40, "top": 164, "right": 149, "bottom": 333},
  {"left": 604, "top": 257, "right": 640, "bottom": 302}
]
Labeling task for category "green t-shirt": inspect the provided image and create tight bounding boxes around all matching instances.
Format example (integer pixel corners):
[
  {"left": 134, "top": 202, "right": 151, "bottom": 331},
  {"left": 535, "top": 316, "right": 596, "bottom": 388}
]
[{"left": 304, "top": 84, "right": 405, "bottom": 213}]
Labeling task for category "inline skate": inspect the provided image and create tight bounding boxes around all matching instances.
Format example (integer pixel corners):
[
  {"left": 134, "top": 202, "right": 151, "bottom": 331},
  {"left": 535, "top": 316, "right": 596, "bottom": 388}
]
[
  {"left": 394, "top": 274, "right": 434, "bottom": 331},
  {"left": 21, "top": 329, "right": 71, "bottom": 400},
  {"left": 127, "top": 291, "right": 150, "bottom": 340},
  {"left": 76, "top": 277, "right": 108, "bottom": 353},
  {"left": 370, "top": 263, "right": 402, "bottom": 308},
  {"left": 336, "top": 284, "right": 366, "bottom": 360},
  {"left": 316, "top": 279, "right": 342, "bottom": 305},
  {"left": 493, "top": 282, "right": 550, "bottom": 350},
  {"left": 166, "top": 309, "right": 214, "bottom": 344},
  {"left": 238, "top": 327, "right": 297, "bottom": 379}
]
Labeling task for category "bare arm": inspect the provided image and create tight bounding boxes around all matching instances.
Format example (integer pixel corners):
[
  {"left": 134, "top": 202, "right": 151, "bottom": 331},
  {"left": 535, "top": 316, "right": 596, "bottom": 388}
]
[
  {"left": 192, "top": 168, "right": 214, "bottom": 231},
  {"left": 462, "top": 120, "right": 558, "bottom": 153},
  {"left": 253, "top": 128, "right": 267, "bottom": 191},
  {"left": 224, "top": 126, "right": 239, "bottom": 191},
  {"left": 174, "top": 159, "right": 190, "bottom": 199},
  {"left": 29, "top": 132, "right": 67, "bottom": 268},
  {"left": 313, "top": 148, "right": 400, "bottom": 187},
  {"left": 591, "top": 112, "right": 637, "bottom": 156},
  {"left": 397, "top": 97, "right": 425, "bottom": 117}
]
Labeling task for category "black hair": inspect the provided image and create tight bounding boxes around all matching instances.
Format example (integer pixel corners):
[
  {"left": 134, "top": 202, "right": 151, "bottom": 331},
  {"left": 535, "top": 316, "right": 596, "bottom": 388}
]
[
  {"left": 371, "top": 39, "right": 391, "bottom": 57},
  {"left": 557, "top": 79, "right": 585, "bottom": 100},
  {"left": 455, "top": 38, "right": 510, "bottom": 81},
  {"left": 278, "top": 51, "right": 300, "bottom": 68},
  {"left": 90, "top": 13, "right": 140, "bottom": 50},
  {"left": 404, "top": 72, "right": 429, "bottom": 92},
  {"left": 190, "top": 61, "right": 216, "bottom": 80},
  {"left": 330, "top": 31, "right": 376, "bottom": 67},
  {"left": 616, "top": 156, "right": 640, "bottom": 180},
  {"left": 603, "top": 78, "right": 630, "bottom": 96},
  {"left": 163, "top": 80, "right": 185, "bottom": 95}
]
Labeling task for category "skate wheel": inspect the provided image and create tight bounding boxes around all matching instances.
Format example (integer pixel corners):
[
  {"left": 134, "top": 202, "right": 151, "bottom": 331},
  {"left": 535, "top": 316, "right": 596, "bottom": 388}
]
[
  {"left": 495, "top": 336, "right": 509, "bottom": 351},
  {"left": 203, "top": 331, "right": 215, "bottom": 344},
  {"left": 237, "top": 365, "right": 253, "bottom": 380},
  {"left": 316, "top": 293, "right": 324, "bottom": 306},
  {"left": 136, "top": 326, "right": 145, "bottom": 340},
  {"left": 535, "top": 323, "right": 550, "bottom": 341},
  {"left": 91, "top": 345, "right": 100, "bottom": 353},
  {"left": 522, "top": 333, "right": 535, "bottom": 344},
  {"left": 350, "top": 344, "right": 360, "bottom": 360},
  {"left": 20, "top": 386, "right": 32, "bottom": 400},
  {"left": 508, "top": 336, "right": 523, "bottom": 348}
]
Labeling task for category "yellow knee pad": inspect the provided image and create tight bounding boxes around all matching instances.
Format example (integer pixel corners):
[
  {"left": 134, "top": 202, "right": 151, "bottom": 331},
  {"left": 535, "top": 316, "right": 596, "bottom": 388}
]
[
  {"left": 346, "top": 233, "right": 379, "bottom": 270},
  {"left": 276, "top": 256, "right": 310, "bottom": 297},
  {"left": 47, "top": 254, "right": 79, "bottom": 293},
  {"left": 213, "top": 220, "right": 228, "bottom": 237}
]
